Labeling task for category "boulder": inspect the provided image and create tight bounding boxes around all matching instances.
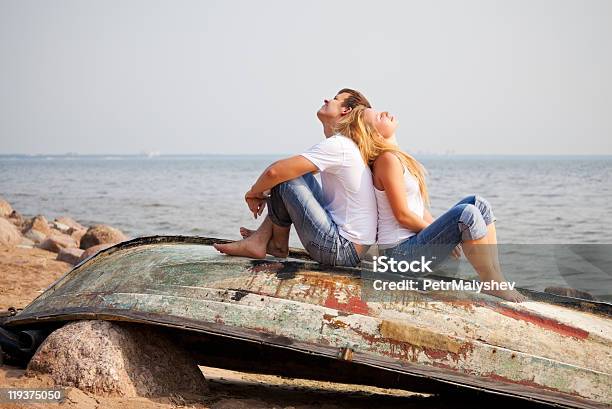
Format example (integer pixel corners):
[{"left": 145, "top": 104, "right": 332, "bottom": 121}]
[
  {"left": 51, "top": 221, "right": 71, "bottom": 233},
  {"left": 22, "top": 215, "right": 52, "bottom": 236},
  {"left": 37, "top": 233, "right": 77, "bottom": 253},
  {"left": 7, "top": 210, "right": 25, "bottom": 230},
  {"left": 27, "top": 320, "right": 208, "bottom": 397},
  {"left": 55, "top": 216, "right": 86, "bottom": 232},
  {"left": 57, "top": 247, "right": 85, "bottom": 265},
  {"left": 19, "top": 236, "right": 35, "bottom": 247},
  {"left": 77, "top": 243, "right": 114, "bottom": 263},
  {"left": 80, "top": 225, "right": 127, "bottom": 250},
  {"left": 0, "top": 218, "right": 22, "bottom": 246},
  {"left": 69, "top": 228, "right": 87, "bottom": 246},
  {"left": 24, "top": 228, "right": 47, "bottom": 244},
  {"left": 0, "top": 197, "right": 13, "bottom": 217}
]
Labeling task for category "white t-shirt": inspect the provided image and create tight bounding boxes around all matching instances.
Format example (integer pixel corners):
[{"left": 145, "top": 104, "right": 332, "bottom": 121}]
[{"left": 300, "top": 134, "right": 377, "bottom": 245}]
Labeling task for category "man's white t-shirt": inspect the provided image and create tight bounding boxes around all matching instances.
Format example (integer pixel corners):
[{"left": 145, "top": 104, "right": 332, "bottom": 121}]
[{"left": 300, "top": 134, "right": 377, "bottom": 245}]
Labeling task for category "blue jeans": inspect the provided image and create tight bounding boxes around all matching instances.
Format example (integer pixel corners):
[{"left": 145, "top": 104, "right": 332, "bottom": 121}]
[
  {"left": 380, "top": 195, "right": 496, "bottom": 272},
  {"left": 266, "top": 173, "right": 360, "bottom": 267}
]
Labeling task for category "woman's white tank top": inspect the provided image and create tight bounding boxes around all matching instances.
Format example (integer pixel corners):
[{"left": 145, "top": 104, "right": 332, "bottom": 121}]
[{"left": 374, "top": 162, "right": 425, "bottom": 248}]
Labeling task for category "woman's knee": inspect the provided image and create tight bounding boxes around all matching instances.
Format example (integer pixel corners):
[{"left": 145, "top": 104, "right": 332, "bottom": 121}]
[
  {"left": 473, "top": 195, "right": 496, "bottom": 225},
  {"left": 456, "top": 204, "right": 487, "bottom": 241},
  {"left": 457, "top": 195, "right": 495, "bottom": 226}
]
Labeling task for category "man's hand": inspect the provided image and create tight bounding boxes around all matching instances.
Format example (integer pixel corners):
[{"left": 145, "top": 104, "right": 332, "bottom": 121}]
[{"left": 245, "top": 189, "right": 267, "bottom": 219}]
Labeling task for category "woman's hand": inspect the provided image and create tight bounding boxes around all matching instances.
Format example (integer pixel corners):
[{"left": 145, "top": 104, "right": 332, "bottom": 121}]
[
  {"left": 451, "top": 244, "right": 462, "bottom": 259},
  {"left": 245, "top": 189, "right": 267, "bottom": 219}
]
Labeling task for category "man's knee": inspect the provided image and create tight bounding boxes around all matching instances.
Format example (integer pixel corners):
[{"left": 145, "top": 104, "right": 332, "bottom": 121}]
[
  {"left": 274, "top": 176, "right": 318, "bottom": 203},
  {"left": 272, "top": 179, "right": 294, "bottom": 197},
  {"left": 274, "top": 176, "right": 305, "bottom": 193}
]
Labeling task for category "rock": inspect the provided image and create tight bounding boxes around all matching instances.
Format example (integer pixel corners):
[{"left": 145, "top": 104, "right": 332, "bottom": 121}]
[
  {"left": 55, "top": 216, "right": 86, "bottom": 232},
  {"left": 24, "top": 228, "right": 47, "bottom": 244},
  {"left": 27, "top": 320, "right": 208, "bottom": 397},
  {"left": 77, "top": 243, "right": 114, "bottom": 263},
  {"left": 57, "top": 247, "right": 85, "bottom": 265},
  {"left": 51, "top": 221, "right": 71, "bottom": 233},
  {"left": 7, "top": 210, "right": 25, "bottom": 230},
  {"left": 0, "top": 218, "right": 22, "bottom": 246},
  {"left": 22, "top": 215, "right": 52, "bottom": 236},
  {"left": 80, "top": 225, "right": 127, "bottom": 250},
  {"left": 19, "top": 236, "right": 35, "bottom": 247},
  {"left": 69, "top": 228, "right": 87, "bottom": 246},
  {"left": 0, "top": 197, "right": 13, "bottom": 217},
  {"left": 37, "top": 233, "right": 77, "bottom": 253}
]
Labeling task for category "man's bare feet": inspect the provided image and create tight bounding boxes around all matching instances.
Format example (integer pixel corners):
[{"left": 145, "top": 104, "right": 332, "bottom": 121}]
[
  {"left": 482, "top": 288, "right": 528, "bottom": 303},
  {"left": 213, "top": 237, "right": 267, "bottom": 259},
  {"left": 266, "top": 241, "right": 289, "bottom": 258},
  {"left": 214, "top": 220, "right": 274, "bottom": 259},
  {"left": 239, "top": 226, "right": 288, "bottom": 258},
  {"left": 239, "top": 227, "right": 254, "bottom": 239}
]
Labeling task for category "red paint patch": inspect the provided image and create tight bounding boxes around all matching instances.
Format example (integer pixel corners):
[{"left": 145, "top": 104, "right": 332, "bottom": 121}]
[
  {"left": 422, "top": 347, "right": 451, "bottom": 360},
  {"left": 492, "top": 306, "right": 589, "bottom": 340},
  {"left": 324, "top": 293, "right": 369, "bottom": 315}
]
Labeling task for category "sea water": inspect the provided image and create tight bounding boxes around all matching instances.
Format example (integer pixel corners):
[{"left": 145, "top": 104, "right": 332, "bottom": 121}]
[
  {"left": 2, "top": 155, "right": 611, "bottom": 296},
  {"left": 2, "top": 154, "right": 610, "bottom": 244}
]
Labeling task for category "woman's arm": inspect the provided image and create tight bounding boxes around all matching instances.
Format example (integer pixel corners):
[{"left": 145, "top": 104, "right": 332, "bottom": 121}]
[
  {"left": 374, "top": 152, "right": 429, "bottom": 232},
  {"left": 423, "top": 208, "right": 434, "bottom": 223}
]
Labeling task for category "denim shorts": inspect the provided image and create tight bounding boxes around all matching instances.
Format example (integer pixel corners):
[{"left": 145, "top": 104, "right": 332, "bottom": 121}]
[
  {"left": 380, "top": 195, "right": 496, "bottom": 272},
  {"left": 266, "top": 173, "right": 360, "bottom": 267}
]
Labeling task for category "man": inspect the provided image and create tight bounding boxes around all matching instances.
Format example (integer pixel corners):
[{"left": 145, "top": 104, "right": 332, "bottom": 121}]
[{"left": 214, "top": 88, "right": 376, "bottom": 267}]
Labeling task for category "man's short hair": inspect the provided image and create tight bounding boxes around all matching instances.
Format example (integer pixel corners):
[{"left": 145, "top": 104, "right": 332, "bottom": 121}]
[{"left": 337, "top": 88, "right": 372, "bottom": 110}]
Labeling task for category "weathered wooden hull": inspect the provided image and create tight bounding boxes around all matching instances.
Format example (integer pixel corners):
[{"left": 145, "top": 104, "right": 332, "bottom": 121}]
[{"left": 3, "top": 236, "right": 611, "bottom": 408}]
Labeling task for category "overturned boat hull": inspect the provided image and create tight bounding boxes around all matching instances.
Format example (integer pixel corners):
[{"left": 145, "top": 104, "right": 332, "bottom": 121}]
[{"left": 2, "top": 236, "right": 611, "bottom": 408}]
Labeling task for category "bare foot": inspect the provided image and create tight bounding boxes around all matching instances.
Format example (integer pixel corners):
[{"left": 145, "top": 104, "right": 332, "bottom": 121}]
[
  {"left": 240, "top": 227, "right": 254, "bottom": 239},
  {"left": 267, "top": 241, "right": 289, "bottom": 258},
  {"left": 239, "top": 227, "right": 287, "bottom": 258},
  {"left": 213, "top": 237, "right": 267, "bottom": 259},
  {"left": 482, "top": 288, "right": 527, "bottom": 303}
]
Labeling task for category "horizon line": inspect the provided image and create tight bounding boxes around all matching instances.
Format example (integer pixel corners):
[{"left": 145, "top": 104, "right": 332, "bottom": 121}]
[{"left": 1, "top": 153, "right": 612, "bottom": 158}]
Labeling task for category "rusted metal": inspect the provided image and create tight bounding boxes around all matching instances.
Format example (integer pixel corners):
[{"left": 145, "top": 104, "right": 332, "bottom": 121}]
[{"left": 2, "top": 235, "right": 611, "bottom": 408}]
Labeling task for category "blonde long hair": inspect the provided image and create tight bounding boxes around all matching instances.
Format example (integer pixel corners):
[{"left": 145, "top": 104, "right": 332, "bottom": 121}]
[{"left": 334, "top": 106, "right": 430, "bottom": 205}]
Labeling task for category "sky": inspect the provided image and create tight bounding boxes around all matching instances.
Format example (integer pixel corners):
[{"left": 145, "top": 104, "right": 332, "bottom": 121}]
[{"left": 0, "top": 0, "right": 611, "bottom": 155}]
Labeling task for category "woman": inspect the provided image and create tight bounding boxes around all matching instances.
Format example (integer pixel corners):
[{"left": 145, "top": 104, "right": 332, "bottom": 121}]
[{"left": 358, "top": 106, "right": 526, "bottom": 302}]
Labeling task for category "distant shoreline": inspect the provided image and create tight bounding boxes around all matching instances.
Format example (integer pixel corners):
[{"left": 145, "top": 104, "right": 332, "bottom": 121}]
[{"left": 2, "top": 153, "right": 612, "bottom": 160}]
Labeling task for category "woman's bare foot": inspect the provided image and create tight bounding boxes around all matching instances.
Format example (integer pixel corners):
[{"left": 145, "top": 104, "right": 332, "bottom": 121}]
[
  {"left": 239, "top": 227, "right": 287, "bottom": 257},
  {"left": 482, "top": 288, "right": 527, "bottom": 303}
]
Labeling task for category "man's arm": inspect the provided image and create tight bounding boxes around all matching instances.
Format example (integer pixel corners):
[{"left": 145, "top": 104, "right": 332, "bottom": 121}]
[{"left": 248, "top": 155, "right": 318, "bottom": 196}]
